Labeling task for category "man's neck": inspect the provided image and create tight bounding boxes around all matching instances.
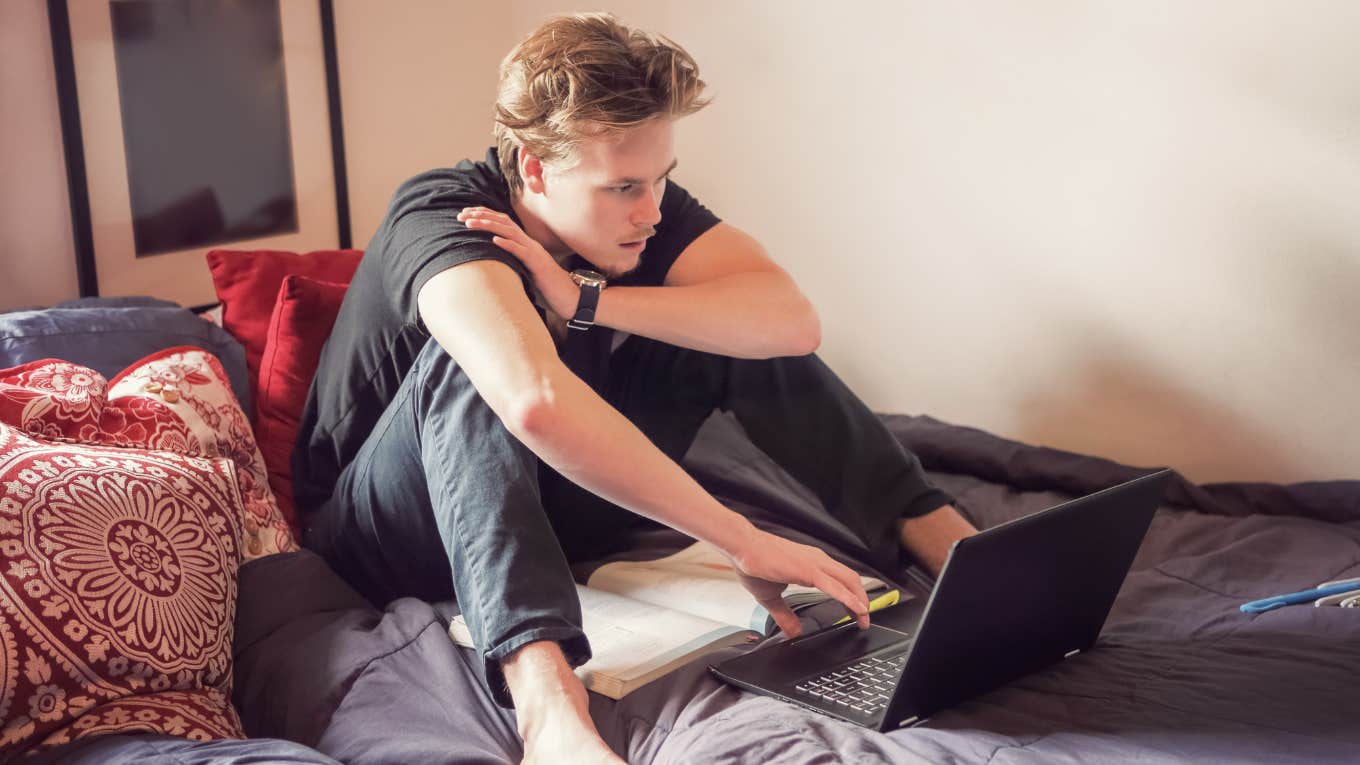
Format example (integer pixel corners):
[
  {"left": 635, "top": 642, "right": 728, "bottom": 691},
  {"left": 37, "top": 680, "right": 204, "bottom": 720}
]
[{"left": 510, "top": 191, "right": 573, "bottom": 266}]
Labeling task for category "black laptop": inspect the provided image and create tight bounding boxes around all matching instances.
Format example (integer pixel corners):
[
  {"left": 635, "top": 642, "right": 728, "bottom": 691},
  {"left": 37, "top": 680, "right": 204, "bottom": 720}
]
[{"left": 709, "top": 469, "right": 1173, "bottom": 731}]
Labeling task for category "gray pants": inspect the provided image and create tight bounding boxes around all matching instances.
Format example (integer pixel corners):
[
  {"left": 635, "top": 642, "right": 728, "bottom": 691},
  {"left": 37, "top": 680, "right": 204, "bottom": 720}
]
[{"left": 304, "top": 335, "right": 950, "bottom": 706}]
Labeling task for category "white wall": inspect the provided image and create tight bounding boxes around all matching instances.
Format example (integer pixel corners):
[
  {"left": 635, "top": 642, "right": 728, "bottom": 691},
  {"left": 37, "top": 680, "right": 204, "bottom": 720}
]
[
  {"left": 0, "top": 0, "right": 513, "bottom": 309},
  {"left": 504, "top": 1, "right": 1360, "bottom": 484},
  {"left": 4, "top": 1, "right": 1358, "bottom": 484},
  {"left": 0, "top": 0, "right": 80, "bottom": 308},
  {"left": 332, "top": 0, "right": 518, "bottom": 248}
]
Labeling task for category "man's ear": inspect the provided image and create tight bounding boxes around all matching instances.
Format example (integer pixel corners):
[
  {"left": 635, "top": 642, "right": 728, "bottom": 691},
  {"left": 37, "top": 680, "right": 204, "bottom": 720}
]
[{"left": 520, "top": 151, "right": 547, "bottom": 194}]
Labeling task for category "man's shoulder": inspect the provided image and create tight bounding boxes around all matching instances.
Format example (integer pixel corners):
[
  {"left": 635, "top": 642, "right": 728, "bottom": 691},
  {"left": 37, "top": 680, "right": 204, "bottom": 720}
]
[{"left": 387, "top": 149, "right": 510, "bottom": 218}]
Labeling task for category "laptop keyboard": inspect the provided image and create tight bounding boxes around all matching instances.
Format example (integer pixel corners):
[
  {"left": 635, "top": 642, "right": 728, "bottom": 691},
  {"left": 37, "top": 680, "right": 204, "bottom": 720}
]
[{"left": 793, "top": 651, "right": 907, "bottom": 716}]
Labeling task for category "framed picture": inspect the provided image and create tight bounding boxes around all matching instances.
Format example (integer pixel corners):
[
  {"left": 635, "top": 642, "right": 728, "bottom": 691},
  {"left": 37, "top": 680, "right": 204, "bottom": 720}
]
[{"left": 48, "top": 0, "right": 351, "bottom": 308}]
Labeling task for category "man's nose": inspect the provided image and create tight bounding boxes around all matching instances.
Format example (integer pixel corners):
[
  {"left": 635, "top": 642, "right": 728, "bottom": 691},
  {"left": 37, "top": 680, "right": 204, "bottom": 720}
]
[{"left": 632, "top": 185, "right": 663, "bottom": 228}]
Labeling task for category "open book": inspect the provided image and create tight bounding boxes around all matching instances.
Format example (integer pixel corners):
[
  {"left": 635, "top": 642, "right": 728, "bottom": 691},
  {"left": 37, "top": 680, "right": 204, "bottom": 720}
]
[{"left": 448, "top": 541, "right": 897, "bottom": 699}]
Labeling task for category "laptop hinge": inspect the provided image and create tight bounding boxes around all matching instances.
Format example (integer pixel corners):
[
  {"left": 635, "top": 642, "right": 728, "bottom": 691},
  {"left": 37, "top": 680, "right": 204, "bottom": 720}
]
[
  {"left": 897, "top": 715, "right": 920, "bottom": 728},
  {"left": 1064, "top": 649, "right": 1081, "bottom": 659}
]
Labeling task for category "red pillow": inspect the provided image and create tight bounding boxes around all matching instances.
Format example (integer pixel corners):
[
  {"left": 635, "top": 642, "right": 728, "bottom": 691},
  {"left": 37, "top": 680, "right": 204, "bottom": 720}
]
[
  {"left": 254, "top": 275, "right": 349, "bottom": 530},
  {"left": 205, "top": 248, "right": 361, "bottom": 410},
  {"left": 0, "top": 357, "right": 252, "bottom": 757}
]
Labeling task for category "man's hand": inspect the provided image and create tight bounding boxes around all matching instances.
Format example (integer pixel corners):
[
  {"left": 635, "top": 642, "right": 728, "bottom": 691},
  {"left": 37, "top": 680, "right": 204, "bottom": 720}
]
[
  {"left": 458, "top": 206, "right": 580, "bottom": 318},
  {"left": 727, "top": 528, "right": 871, "bottom": 638}
]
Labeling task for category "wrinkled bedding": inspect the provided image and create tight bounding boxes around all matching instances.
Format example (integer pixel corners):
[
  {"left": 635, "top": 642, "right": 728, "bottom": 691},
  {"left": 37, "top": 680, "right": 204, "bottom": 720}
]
[
  {"left": 635, "top": 414, "right": 1360, "bottom": 764},
  {"left": 34, "top": 412, "right": 1359, "bottom": 764}
]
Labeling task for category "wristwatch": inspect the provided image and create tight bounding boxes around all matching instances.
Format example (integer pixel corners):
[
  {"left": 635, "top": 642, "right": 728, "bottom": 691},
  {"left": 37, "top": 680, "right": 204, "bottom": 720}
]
[{"left": 567, "top": 269, "right": 607, "bottom": 331}]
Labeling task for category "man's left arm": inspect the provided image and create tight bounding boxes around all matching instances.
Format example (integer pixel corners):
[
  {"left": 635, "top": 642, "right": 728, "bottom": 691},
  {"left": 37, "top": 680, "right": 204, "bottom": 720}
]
[
  {"left": 596, "top": 222, "right": 821, "bottom": 358},
  {"left": 461, "top": 208, "right": 817, "bottom": 357}
]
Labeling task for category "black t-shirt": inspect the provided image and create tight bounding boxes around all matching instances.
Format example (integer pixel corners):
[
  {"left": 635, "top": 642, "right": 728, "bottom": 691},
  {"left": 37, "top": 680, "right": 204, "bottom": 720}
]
[{"left": 292, "top": 148, "right": 720, "bottom": 515}]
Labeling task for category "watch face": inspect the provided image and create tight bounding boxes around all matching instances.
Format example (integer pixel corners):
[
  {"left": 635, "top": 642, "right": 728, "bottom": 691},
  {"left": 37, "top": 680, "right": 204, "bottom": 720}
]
[{"left": 571, "top": 269, "right": 607, "bottom": 288}]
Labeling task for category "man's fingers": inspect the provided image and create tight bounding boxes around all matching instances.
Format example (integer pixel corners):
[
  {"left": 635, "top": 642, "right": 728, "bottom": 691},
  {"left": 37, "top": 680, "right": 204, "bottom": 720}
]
[
  {"left": 489, "top": 235, "right": 528, "bottom": 256},
  {"left": 459, "top": 210, "right": 530, "bottom": 241},
  {"left": 810, "top": 571, "right": 864, "bottom": 612},
  {"left": 457, "top": 206, "right": 503, "bottom": 221},
  {"left": 814, "top": 559, "right": 868, "bottom": 608},
  {"left": 462, "top": 215, "right": 522, "bottom": 239},
  {"left": 815, "top": 571, "right": 871, "bottom": 630},
  {"left": 820, "top": 557, "right": 869, "bottom": 609},
  {"left": 765, "top": 600, "right": 803, "bottom": 638}
]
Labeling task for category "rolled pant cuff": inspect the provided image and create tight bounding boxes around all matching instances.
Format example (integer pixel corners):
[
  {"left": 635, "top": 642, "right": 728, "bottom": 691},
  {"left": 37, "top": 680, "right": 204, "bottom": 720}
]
[
  {"left": 901, "top": 489, "right": 956, "bottom": 521},
  {"left": 876, "top": 489, "right": 958, "bottom": 572},
  {"left": 482, "top": 626, "right": 593, "bottom": 709}
]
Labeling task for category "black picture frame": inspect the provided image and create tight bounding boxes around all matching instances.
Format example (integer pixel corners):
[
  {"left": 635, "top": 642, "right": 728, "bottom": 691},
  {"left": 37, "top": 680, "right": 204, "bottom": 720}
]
[{"left": 48, "top": 0, "right": 351, "bottom": 308}]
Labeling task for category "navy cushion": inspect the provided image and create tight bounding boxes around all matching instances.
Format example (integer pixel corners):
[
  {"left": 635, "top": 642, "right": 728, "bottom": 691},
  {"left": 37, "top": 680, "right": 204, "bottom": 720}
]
[{"left": 0, "top": 298, "right": 251, "bottom": 411}]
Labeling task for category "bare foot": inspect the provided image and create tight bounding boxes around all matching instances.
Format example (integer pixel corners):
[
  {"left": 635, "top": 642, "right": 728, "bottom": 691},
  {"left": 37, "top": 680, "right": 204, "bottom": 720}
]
[
  {"left": 896, "top": 504, "right": 978, "bottom": 577},
  {"left": 505, "top": 641, "right": 625, "bottom": 765},
  {"left": 519, "top": 705, "right": 623, "bottom": 764}
]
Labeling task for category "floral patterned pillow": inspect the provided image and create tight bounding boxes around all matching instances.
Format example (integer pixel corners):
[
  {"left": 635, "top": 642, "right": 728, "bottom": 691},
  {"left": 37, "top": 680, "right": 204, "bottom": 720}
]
[
  {"left": 0, "top": 347, "right": 297, "bottom": 560},
  {"left": 0, "top": 420, "right": 243, "bottom": 756},
  {"left": 0, "top": 348, "right": 295, "bottom": 757}
]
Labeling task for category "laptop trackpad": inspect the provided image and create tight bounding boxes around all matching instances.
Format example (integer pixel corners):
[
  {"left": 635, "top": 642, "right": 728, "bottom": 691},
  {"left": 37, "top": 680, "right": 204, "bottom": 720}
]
[
  {"left": 792, "top": 624, "right": 910, "bottom": 666},
  {"left": 713, "top": 623, "right": 911, "bottom": 689}
]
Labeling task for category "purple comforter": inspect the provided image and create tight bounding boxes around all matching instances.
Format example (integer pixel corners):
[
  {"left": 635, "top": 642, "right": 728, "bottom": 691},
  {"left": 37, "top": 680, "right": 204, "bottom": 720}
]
[
  {"left": 627, "top": 414, "right": 1360, "bottom": 763},
  {"left": 35, "top": 412, "right": 1359, "bottom": 764},
  {"left": 250, "top": 413, "right": 1360, "bottom": 764}
]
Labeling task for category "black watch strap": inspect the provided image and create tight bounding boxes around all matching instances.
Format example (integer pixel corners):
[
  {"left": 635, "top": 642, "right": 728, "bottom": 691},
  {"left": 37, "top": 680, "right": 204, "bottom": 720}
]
[{"left": 567, "top": 281, "right": 601, "bottom": 330}]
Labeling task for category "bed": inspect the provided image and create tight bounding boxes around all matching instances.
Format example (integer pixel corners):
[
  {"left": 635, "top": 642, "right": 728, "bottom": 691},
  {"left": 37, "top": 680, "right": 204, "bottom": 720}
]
[{"left": 7, "top": 298, "right": 1358, "bottom": 764}]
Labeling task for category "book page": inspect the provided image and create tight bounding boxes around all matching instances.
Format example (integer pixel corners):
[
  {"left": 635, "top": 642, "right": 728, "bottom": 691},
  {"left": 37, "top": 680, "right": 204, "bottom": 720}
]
[
  {"left": 572, "top": 586, "right": 751, "bottom": 694},
  {"left": 448, "top": 584, "right": 753, "bottom": 699},
  {"left": 586, "top": 540, "right": 889, "bottom": 632}
]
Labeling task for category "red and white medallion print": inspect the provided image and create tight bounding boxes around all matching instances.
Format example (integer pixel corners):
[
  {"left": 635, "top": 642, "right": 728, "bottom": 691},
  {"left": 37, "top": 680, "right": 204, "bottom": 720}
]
[
  {"left": 0, "top": 424, "right": 245, "bottom": 756},
  {"left": 0, "top": 349, "right": 293, "bottom": 756}
]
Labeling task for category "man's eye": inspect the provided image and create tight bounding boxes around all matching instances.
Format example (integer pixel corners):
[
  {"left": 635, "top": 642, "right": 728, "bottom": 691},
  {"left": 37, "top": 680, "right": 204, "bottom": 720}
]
[{"left": 613, "top": 184, "right": 634, "bottom": 193}]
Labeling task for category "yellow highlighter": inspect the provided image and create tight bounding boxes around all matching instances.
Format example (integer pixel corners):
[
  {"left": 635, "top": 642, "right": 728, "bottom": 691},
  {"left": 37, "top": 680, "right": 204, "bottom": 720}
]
[{"left": 833, "top": 589, "right": 900, "bottom": 625}]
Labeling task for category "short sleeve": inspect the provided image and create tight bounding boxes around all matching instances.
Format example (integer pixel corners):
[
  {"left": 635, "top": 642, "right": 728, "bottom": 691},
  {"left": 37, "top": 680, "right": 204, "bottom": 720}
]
[
  {"left": 622, "top": 180, "right": 720, "bottom": 287},
  {"left": 374, "top": 171, "right": 530, "bottom": 327}
]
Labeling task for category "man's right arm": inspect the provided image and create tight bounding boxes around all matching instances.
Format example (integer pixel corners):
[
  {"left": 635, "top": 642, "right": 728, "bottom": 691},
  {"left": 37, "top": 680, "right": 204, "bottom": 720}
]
[{"left": 416, "top": 260, "right": 871, "bottom": 633}]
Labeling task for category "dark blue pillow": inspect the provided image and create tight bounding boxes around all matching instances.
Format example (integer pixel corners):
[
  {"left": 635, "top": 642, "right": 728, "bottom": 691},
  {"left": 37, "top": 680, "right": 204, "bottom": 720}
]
[
  {"left": 53, "top": 296, "right": 181, "bottom": 310},
  {"left": 0, "top": 299, "right": 251, "bottom": 411}
]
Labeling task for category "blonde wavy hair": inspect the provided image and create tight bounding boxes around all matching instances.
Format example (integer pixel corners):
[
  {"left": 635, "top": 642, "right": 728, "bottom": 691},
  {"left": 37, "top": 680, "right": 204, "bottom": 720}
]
[{"left": 494, "top": 13, "right": 710, "bottom": 195}]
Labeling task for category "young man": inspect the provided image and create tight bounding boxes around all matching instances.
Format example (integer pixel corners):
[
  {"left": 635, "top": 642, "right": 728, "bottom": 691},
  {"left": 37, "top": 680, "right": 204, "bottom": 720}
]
[{"left": 294, "top": 12, "right": 976, "bottom": 763}]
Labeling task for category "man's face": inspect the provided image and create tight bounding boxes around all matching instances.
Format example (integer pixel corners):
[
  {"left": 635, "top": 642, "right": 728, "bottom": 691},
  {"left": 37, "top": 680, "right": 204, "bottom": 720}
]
[{"left": 530, "top": 118, "right": 676, "bottom": 279}]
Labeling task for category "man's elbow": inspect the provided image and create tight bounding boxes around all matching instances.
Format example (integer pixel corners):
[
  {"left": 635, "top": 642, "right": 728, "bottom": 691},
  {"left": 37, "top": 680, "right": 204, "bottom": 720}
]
[
  {"left": 502, "top": 387, "right": 563, "bottom": 440},
  {"left": 786, "top": 301, "right": 822, "bottom": 356}
]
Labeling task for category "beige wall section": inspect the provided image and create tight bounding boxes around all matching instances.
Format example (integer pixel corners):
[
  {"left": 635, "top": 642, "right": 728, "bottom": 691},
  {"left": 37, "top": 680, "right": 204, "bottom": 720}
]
[
  {"left": 0, "top": 0, "right": 80, "bottom": 309},
  {"left": 3, "top": 1, "right": 1357, "bottom": 483},
  {"left": 332, "top": 0, "right": 517, "bottom": 248},
  {"left": 500, "top": 1, "right": 1360, "bottom": 484},
  {"left": 0, "top": 0, "right": 516, "bottom": 311}
]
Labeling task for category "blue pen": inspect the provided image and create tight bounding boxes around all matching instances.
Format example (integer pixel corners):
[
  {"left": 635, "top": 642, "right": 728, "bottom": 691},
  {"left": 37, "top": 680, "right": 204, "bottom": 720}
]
[{"left": 1240, "top": 581, "right": 1360, "bottom": 613}]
